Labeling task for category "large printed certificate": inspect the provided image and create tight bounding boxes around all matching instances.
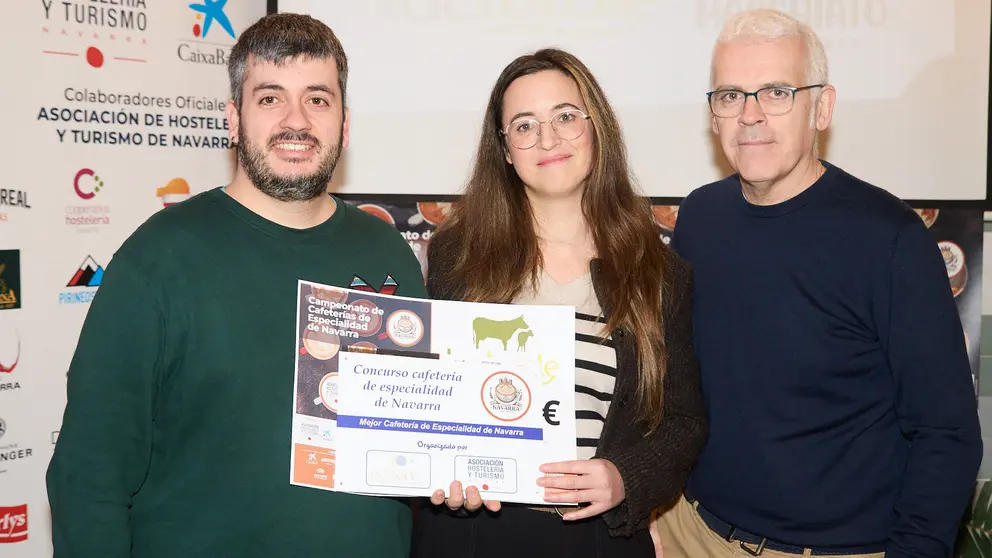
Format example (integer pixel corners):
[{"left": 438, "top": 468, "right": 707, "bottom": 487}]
[{"left": 290, "top": 279, "right": 578, "bottom": 505}]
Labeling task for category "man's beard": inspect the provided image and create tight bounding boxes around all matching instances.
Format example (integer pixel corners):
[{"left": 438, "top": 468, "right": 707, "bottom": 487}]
[{"left": 236, "top": 126, "right": 343, "bottom": 202}]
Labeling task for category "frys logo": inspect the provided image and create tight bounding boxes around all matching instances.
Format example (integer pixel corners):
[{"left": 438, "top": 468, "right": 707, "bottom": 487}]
[
  {"left": 481, "top": 372, "right": 531, "bottom": 422},
  {"left": 0, "top": 504, "right": 27, "bottom": 543}
]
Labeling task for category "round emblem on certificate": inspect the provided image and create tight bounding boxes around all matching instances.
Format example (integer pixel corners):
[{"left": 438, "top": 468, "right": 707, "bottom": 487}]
[
  {"left": 351, "top": 299, "right": 383, "bottom": 337},
  {"left": 319, "top": 372, "right": 339, "bottom": 413},
  {"left": 310, "top": 284, "right": 348, "bottom": 303},
  {"left": 303, "top": 330, "right": 340, "bottom": 361},
  {"left": 481, "top": 371, "right": 532, "bottom": 422},
  {"left": 938, "top": 241, "right": 967, "bottom": 297},
  {"left": 386, "top": 310, "right": 424, "bottom": 347}
]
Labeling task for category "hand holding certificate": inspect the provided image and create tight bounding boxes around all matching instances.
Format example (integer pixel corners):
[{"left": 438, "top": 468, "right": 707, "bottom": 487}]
[{"left": 290, "top": 280, "right": 579, "bottom": 506}]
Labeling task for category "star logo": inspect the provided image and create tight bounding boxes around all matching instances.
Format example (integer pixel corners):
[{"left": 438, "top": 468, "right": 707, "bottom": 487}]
[{"left": 189, "top": 0, "right": 236, "bottom": 39}]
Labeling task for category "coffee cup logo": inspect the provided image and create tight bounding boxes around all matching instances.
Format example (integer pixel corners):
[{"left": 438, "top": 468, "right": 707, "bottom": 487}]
[
  {"left": 311, "top": 284, "right": 348, "bottom": 304},
  {"left": 481, "top": 371, "right": 531, "bottom": 422},
  {"left": 938, "top": 241, "right": 967, "bottom": 297},
  {"left": 358, "top": 204, "right": 395, "bottom": 226},
  {"left": 303, "top": 329, "right": 340, "bottom": 360},
  {"left": 319, "top": 372, "right": 339, "bottom": 413},
  {"left": 411, "top": 201, "right": 454, "bottom": 226},
  {"left": 914, "top": 208, "right": 939, "bottom": 229},
  {"left": 386, "top": 310, "right": 424, "bottom": 347},
  {"left": 353, "top": 299, "right": 383, "bottom": 337}
]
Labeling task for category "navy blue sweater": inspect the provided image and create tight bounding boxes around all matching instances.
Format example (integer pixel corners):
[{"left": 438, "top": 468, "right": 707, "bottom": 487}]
[{"left": 672, "top": 162, "right": 982, "bottom": 557}]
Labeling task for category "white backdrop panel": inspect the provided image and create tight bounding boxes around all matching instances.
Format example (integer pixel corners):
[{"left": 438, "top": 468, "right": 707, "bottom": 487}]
[{"left": 280, "top": 0, "right": 991, "bottom": 200}]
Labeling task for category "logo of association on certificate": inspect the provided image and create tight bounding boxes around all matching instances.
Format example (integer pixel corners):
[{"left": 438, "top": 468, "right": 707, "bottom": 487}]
[
  {"left": 289, "top": 279, "right": 578, "bottom": 505},
  {"left": 386, "top": 309, "right": 424, "bottom": 347},
  {"left": 482, "top": 372, "right": 531, "bottom": 422}
]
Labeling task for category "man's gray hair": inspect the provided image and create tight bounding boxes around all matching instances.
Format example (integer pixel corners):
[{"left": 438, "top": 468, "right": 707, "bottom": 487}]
[
  {"left": 228, "top": 13, "right": 349, "bottom": 111},
  {"left": 712, "top": 9, "right": 829, "bottom": 89}
]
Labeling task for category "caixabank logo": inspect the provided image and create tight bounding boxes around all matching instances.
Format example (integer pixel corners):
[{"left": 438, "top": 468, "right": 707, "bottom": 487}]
[
  {"left": 58, "top": 256, "right": 104, "bottom": 305},
  {"left": 40, "top": 0, "right": 149, "bottom": 69},
  {"left": 178, "top": 0, "right": 237, "bottom": 66},
  {"left": 0, "top": 504, "right": 28, "bottom": 544}
]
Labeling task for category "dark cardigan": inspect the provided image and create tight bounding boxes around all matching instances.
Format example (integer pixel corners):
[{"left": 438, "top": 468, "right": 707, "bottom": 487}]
[{"left": 425, "top": 240, "right": 708, "bottom": 537}]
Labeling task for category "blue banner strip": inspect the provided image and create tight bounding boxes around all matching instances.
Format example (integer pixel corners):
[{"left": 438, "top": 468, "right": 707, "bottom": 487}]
[{"left": 337, "top": 415, "right": 543, "bottom": 441}]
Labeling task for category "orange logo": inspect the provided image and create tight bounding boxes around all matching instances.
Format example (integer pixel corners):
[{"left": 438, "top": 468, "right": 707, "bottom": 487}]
[{"left": 156, "top": 178, "right": 191, "bottom": 207}]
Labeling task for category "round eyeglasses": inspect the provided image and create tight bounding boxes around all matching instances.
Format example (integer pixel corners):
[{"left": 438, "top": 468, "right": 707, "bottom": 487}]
[
  {"left": 501, "top": 109, "right": 591, "bottom": 150},
  {"left": 706, "top": 84, "right": 825, "bottom": 118}
]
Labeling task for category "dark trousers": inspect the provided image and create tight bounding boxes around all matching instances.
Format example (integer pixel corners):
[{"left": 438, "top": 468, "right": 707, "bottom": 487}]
[{"left": 412, "top": 503, "right": 655, "bottom": 558}]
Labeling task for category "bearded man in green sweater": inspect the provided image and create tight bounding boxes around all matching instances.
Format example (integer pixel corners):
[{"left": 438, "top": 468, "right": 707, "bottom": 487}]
[{"left": 47, "top": 13, "right": 427, "bottom": 558}]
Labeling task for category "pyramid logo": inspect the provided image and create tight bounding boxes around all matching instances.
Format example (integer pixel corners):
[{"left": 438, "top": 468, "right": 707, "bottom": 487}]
[{"left": 66, "top": 256, "right": 104, "bottom": 288}]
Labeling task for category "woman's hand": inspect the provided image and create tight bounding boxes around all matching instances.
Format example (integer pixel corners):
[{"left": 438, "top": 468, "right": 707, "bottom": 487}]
[
  {"left": 430, "top": 481, "right": 502, "bottom": 513},
  {"left": 537, "top": 459, "right": 625, "bottom": 521}
]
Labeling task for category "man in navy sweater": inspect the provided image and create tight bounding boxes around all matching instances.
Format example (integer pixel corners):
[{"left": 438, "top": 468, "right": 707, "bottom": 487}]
[{"left": 657, "top": 8, "right": 982, "bottom": 558}]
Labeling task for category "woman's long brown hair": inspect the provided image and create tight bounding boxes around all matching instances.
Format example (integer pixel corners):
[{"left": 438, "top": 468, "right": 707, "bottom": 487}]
[{"left": 431, "top": 48, "right": 671, "bottom": 430}]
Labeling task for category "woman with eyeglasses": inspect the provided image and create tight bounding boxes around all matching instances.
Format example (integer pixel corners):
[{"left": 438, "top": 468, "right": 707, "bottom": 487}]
[{"left": 411, "top": 48, "right": 707, "bottom": 558}]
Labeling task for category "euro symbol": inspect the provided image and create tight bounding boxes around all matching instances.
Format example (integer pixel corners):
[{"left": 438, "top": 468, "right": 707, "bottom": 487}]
[{"left": 543, "top": 400, "right": 560, "bottom": 426}]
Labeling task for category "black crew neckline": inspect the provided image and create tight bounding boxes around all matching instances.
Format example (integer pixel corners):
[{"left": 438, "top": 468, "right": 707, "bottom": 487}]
[{"left": 734, "top": 160, "right": 836, "bottom": 218}]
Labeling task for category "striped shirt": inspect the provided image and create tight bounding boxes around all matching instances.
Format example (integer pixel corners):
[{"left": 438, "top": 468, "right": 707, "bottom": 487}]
[{"left": 515, "top": 270, "right": 617, "bottom": 460}]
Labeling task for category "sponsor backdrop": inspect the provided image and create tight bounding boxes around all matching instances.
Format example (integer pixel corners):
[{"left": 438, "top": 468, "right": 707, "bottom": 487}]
[
  {"left": 0, "top": 2, "right": 984, "bottom": 556},
  {"left": 0, "top": 0, "right": 267, "bottom": 555}
]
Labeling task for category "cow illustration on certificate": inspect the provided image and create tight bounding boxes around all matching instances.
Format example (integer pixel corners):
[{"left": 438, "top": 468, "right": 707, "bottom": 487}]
[{"left": 290, "top": 280, "right": 578, "bottom": 505}]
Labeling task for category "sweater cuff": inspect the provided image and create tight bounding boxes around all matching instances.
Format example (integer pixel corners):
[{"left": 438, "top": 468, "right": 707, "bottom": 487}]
[
  {"left": 602, "top": 498, "right": 632, "bottom": 531},
  {"left": 598, "top": 452, "right": 651, "bottom": 536}
]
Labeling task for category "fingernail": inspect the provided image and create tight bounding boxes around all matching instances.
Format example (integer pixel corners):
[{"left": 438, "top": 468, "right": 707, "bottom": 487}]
[{"left": 536, "top": 478, "right": 545, "bottom": 487}]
